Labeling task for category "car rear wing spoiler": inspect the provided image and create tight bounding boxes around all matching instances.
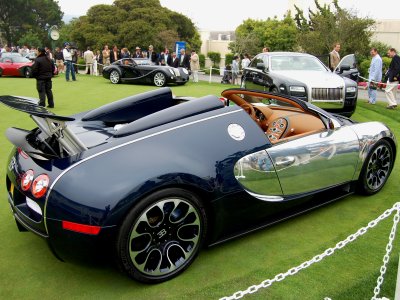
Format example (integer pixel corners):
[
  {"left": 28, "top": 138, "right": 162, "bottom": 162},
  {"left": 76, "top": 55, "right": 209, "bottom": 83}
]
[{"left": 0, "top": 96, "right": 87, "bottom": 158}]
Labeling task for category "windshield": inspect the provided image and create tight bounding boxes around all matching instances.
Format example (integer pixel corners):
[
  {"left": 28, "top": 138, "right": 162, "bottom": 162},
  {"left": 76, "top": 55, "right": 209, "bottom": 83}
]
[
  {"left": 12, "top": 56, "right": 31, "bottom": 63},
  {"left": 270, "top": 56, "right": 327, "bottom": 72}
]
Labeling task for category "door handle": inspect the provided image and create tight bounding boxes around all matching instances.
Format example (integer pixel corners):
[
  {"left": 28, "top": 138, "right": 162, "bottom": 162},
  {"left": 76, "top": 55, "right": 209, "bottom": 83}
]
[{"left": 275, "top": 156, "right": 296, "bottom": 167}]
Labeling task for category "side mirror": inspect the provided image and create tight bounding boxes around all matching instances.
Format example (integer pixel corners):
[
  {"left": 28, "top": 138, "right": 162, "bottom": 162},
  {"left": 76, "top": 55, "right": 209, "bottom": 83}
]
[
  {"left": 339, "top": 65, "right": 350, "bottom": 73},
  {"left": 256, "top": 63, "right": 265, "bottom": 71}
]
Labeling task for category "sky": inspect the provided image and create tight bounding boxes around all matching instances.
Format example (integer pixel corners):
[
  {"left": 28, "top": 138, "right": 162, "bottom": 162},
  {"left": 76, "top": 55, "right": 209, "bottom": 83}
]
[{"left": 58, "top": 0, "right": 399, "bottom": 31}]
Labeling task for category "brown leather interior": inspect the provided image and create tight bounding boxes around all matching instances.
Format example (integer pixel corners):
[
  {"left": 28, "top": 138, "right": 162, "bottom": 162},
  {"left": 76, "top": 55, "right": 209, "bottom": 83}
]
[{"left": 222, "top": 90, "right": 326, "bottom": 142}]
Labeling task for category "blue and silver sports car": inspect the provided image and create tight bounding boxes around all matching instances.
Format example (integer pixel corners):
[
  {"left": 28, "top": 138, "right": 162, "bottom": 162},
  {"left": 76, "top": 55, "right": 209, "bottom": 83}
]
[{"left": 1, "top": 88, "right": 396, "bottom": 283}]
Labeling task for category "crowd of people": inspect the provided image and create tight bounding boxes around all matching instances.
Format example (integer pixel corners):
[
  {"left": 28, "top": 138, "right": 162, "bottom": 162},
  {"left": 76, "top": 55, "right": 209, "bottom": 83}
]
[{"left": 55, "top": 43, "right": 201, "bottom": 82}]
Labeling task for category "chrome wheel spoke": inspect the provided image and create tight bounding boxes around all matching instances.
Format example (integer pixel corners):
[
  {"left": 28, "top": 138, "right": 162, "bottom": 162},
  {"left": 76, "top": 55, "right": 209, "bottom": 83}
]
[
  {"left": 129, "top": 197, "right": 201, "bottom": 277},
  {"left": 365, "top": 145, "right": 391, "bottom": 190}
]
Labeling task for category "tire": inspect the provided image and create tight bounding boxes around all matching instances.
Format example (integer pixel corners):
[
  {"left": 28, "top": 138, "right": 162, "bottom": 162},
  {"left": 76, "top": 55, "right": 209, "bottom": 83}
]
[
  {"left": 270, "top": 87, "right": 279, "bottom": 93},
  {"left": 153, "top": 72, "right": 166, "bottom": 87},
  {"left": 24, "top": 67, "right": 31, "bottom": 78},
  {"left": 116, "top": 188, "right": 207, "bottom": 283},
  {"left": 109, "top": 70, "right": 121, "bottom": 84},
  {"left": 357, "top": 139, "right": 394, "bottom": 195}
]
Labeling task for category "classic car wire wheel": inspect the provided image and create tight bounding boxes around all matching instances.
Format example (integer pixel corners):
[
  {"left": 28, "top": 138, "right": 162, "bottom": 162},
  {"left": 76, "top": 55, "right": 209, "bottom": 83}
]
[
  {"left": 365, "top": 142, "right": 392, "bottom": 191},
  {"left": 153, "top": 72, "right": 166, "bottom": 87},
  {"left": 109, "top": 70, "right": 120, "bottom": 84},
  {"left": 117, "top": 188, "right": 206, "bottom": 283}
]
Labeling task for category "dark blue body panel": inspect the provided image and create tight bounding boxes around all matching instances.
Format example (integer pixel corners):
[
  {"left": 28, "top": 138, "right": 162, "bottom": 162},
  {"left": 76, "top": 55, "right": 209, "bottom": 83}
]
[{"left": 45, "top": 106, "right": 272, "bottom": 245}]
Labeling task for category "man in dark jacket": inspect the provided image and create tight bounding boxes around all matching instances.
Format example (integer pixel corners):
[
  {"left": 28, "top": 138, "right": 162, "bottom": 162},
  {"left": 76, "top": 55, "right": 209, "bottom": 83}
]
[
  {"left": 179, "top": 49, "right": 190, "bottom": 70},
  {"left": 385, "top": 48, "right": 400, "bottom": 109},
  {"left": 31, "top": 48, "right": 54, "bottom": 108}
]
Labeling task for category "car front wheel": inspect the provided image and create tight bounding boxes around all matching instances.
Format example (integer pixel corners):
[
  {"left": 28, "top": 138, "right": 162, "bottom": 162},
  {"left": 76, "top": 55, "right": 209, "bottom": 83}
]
[
  {"left": 153, "top": 72, "right": 166, "bottom": 87},
  {"left": 24, "top": 67, "right": 31, "bottom": 78},
  {"left": 110, "top": 70, "right": 121, "bottom": 84},
  {"left": 116, "top": 188, "right": 207, "bottom": 283},
  {"left": 357, "top": 139, "right": 394, "bottom": 195}
]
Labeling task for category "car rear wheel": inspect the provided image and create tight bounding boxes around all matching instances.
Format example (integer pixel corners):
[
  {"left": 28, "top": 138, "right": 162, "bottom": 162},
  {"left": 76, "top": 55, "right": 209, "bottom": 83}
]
[
  {"left": 357, "top": 140, "right": 394, "bottom": 195},
  {"left": 153, "top": 72, "right": 166, "bottom": 87},
  {"left": 110, "top": 70, "right": 121, "bottom": 84},
  {"left": 116, "top": 188, "right": 207, "bottom": 283},
  {"left": 24, "top": 67, "right": 31, "bottom": 78}
]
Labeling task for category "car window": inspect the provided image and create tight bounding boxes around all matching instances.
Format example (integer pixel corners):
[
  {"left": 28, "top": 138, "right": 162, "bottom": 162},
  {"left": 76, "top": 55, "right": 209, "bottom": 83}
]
[
  {"left": 248, "top": 54, "right": 268, "bottom": 68},
  {"left": 270, "top": 56, "right": 327, "bottom": 71},
  {"left": 133, "top": 59, "right": 151, "bottom": 66},
  {"left": 236, "top": 93, "right": 302, "bottom": 110},
  {"left": 336, "top": 54, "right": 357, "bottom": 70},
  {"left": 12, "top": 56, "right": 31, "bottom": 63}
]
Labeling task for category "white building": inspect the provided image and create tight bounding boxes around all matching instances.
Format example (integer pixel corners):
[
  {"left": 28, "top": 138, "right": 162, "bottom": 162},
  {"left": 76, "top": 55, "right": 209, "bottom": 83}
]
[
  {"left": 199, "top": 30, "right": 235, "bottom": 68},
  {"left": 373, "top": 20, "right": 400, "bottom": 51}
]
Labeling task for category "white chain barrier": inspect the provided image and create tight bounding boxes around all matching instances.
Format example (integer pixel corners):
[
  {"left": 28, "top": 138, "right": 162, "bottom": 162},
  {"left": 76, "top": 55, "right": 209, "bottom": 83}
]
[{"left": 220, "top": 202, "right": 400, "bottom": 300}]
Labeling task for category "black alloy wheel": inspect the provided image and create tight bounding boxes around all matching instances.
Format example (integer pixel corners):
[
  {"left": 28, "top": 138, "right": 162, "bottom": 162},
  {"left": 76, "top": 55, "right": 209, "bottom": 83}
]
[
  {"left": 358, "top": 139, "right": 394, "bottom": 195},
  {"left": 116, "top": 188, "right": 207, "bottom": 283},
  {"left": 24, "top": 67, "right": 31, "bottom": 78}
]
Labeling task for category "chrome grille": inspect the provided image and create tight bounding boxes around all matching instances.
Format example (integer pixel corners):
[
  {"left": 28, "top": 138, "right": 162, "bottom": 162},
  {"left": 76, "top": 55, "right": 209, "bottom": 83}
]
[{"left": 312, "top": 88, "right": 343, "bottom": 101}]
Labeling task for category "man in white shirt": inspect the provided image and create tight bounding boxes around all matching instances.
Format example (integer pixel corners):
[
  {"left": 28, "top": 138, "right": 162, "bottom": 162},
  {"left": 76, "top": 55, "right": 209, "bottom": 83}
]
[{"left": 62, "top": 43, "right": 76, "bottom": 81}]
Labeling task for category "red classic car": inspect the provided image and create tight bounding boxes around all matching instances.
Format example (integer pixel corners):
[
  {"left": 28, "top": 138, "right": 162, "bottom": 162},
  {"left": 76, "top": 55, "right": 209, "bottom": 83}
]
[{"left": 0, "top": 53, "right": 33, "bottom": 78}]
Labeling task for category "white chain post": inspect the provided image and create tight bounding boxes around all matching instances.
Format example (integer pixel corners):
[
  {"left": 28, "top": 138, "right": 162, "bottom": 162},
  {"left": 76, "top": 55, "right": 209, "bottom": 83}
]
[
  {"left": 219, "top": 202, "right": 400, "bottom": 300},
  {"left": 372, "top": 206, "right": 400, "bottom": 300}
]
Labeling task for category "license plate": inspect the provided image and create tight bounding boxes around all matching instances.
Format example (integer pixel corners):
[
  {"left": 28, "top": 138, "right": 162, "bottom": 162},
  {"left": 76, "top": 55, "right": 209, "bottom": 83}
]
[{"left": 10, "top": 183, "right": 14, "bottom": 198}]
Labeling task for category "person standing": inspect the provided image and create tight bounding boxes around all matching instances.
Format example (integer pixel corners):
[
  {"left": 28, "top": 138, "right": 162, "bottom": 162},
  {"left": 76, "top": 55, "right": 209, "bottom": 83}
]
[
  {"left": 63, "top": 43, "right": 76, "bottom": 81},
  {"left": 241, "top": 53, "right": 251, "bottom": 69},
  {"left": 31, "top": 48, "right": 54, "bottom": 108},
  {"left": 84, "top": 47, "right": 95, "bottom": 75},
  {"left": 231, "top": 56, "right": 240, "bottom": 85},
  {"left": 148, "top": 45, "right": 158, "bottom": 64},
  {"left": 110, "top": 45, "right": 120, "bottom": 63},
  {"left": 190, "top": 50, "right": 200, "bottom": 83},
  {"left": 171, "top": 52, "right": 179, "bottom": 68},
  {"left": 179, "top": 49, "right": 190, "bottom": 70},
  {"left": 329, "top": 43, "right": 341, "bottom": 71},
  {"left": 367, "top": 48, "right": 383, "bottom": 105},
  {"left": 102, "top": 45, "right": 110, "bottom": 66},
  {"left": 385, "top": 48, "right": 400, "bottom": 109},
  {"left": 54, "top": 47, "right": 64, "bottom": 74}
]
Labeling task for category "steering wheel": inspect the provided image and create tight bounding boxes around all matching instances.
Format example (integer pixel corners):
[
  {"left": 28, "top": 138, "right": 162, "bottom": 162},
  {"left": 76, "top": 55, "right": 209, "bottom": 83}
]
[{"left": 240, "top": 103, "right": 256, "bottom": 120}]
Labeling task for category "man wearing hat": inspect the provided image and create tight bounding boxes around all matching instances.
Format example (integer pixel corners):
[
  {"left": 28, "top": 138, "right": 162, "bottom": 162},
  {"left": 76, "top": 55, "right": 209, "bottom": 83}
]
[
  {"left": 134, "top": 46, "right": 143, "bottom": 58},
  {"left": 63, "top": 42, "right": 76, "bottom": 81},
  {"left": 31, "top": 47, "right": 55, "bottom": 108}
]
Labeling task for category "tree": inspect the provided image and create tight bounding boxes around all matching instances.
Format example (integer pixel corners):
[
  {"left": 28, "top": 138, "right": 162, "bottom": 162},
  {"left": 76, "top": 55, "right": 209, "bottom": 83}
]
[
  {"left": 0, "top": 0, "right": 63, "bottom": 46},
  {"left": 207, "top": 52, "right": 221, "bottom": 68},
  {"left": 293, "top": 0, "right": 374, "bottom": 56},
  {"left": 17, "top": 30, "right": 42, "bottom": 48},
  {"left": 68, "top": 0, "right": 201, "bottom": 52},
  {"left": 230, "top": 15, "right": 298, "bottom": 57}
]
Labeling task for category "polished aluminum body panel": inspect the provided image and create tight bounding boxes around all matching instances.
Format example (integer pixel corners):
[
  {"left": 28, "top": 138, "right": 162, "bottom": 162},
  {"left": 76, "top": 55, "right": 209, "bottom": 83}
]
[
  {"left": 350, "top": 122, "right": 397, "bottom": 178},
  {"left": 234, "top": 150, "right": 283, "bottom": 201},
  {"left": 267, "top": 127, "right": 360, "bottom": 195}
]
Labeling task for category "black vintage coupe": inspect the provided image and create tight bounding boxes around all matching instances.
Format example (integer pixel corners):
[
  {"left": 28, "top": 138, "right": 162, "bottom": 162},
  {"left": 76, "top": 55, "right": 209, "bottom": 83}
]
[
  {"left": 103, "top": 58, "right": 189, "bottom": 86},
  {"left": 242, "top": 52, "right": 359, "bottom": 117},
  {"left": 2, "top": 88, "right": 396, "bottom": 283}
]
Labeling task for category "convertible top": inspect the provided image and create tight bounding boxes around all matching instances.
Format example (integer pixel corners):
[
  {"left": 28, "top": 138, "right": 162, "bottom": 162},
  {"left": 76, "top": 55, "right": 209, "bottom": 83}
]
[{"left": 82, "top": 88, "right": 174, "bottom": 124}]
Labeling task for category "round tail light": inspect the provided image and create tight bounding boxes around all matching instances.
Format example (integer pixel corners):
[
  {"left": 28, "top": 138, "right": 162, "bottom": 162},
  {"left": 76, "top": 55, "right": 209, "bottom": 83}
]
[
  {"left": 21, "top": 170, "right": 34, "bottom": 191},
  {"left": 32, "top": 174, "right": 50, "bottom": 198}
]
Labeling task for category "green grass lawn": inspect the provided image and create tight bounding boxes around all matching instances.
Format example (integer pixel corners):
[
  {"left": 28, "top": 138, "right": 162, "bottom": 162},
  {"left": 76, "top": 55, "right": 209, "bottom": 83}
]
[{"left": 0, "top": 75, "right": 400, "bottom": 300}]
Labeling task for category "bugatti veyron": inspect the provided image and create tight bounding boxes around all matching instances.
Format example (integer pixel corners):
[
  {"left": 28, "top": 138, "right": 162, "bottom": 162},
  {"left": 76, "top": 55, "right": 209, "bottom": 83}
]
[{"left": 1, "top": 87, "right": 396, "bottom": 283}]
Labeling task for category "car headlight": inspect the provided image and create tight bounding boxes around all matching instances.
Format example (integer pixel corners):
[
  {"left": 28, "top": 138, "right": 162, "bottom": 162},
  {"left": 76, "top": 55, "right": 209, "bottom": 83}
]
[
  {"left": 182, "top": 68, "right": 189, "bottom": 75},
  {"left": 289, "top": 86, "right": 306, "bottom": 93},
  {"left": 346, "top": 86, "right": 356, "bottom": 93},
  {"left": 168, "top": 69, "right": 175, "bottom": 76}
]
